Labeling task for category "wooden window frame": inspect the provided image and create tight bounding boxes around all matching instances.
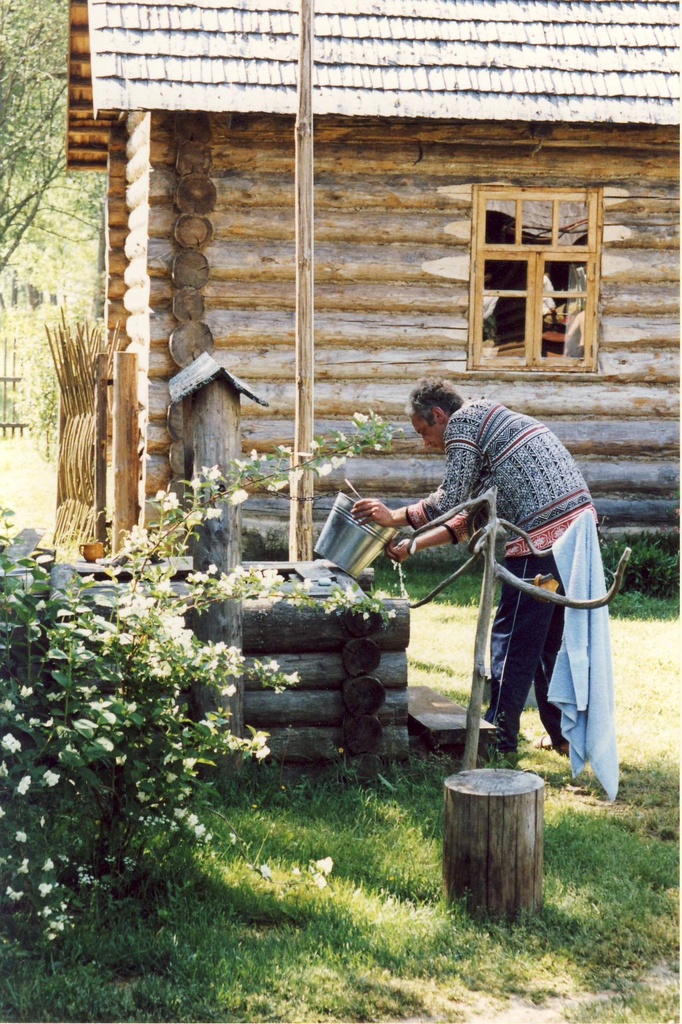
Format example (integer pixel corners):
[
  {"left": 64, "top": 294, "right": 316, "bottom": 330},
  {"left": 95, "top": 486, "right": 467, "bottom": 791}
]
[{"left": 469, "top": 186, "right": 602, "bottom": 372}]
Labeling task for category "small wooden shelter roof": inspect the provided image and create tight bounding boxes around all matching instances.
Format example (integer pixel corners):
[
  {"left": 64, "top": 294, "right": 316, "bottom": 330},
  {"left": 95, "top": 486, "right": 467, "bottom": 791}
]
[{"left": 68, "top": 0, "right": 680, "bottom": 169}]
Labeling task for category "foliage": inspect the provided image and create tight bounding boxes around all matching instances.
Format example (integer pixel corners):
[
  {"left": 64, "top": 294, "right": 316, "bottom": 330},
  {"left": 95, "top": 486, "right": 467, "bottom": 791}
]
[
  {"left": 0, "top": 0, "right": 69, "bottom": 278},
  {"left": 601, "top": 529, "right": 679, "bottom": 600},
  {"left": 0, "top": 413, "right": 396, "bottom": 942}
]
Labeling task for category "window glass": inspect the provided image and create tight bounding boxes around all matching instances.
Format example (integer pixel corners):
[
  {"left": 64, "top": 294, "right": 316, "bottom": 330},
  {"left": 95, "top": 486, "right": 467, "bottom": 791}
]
[
  {"left": 540, "top": 261, "right": 587, "bottom": 361},
  {"left": 522, "top": 201, "right": 553, "bottom": 244},
  {"left": 482, "top": 258, "right": 528, "bottom": 357},
  {"left": 485, "top": 201, "right": 516, "bottom": 244},
  {"left": 558, "top": 201, "right": 588, "bottom": 245}
]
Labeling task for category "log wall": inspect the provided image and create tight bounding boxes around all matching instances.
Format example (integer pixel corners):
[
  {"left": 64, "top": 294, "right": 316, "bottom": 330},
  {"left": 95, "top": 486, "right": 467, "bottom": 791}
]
[{"left": 109, "top": 114, "right": 679, "bottom": 533}]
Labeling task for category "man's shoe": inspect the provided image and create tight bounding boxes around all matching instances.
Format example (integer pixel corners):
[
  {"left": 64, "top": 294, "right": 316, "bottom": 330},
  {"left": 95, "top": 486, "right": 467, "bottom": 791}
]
[{"left": 534, "top": 734, "right": 569, "bottom": 757}]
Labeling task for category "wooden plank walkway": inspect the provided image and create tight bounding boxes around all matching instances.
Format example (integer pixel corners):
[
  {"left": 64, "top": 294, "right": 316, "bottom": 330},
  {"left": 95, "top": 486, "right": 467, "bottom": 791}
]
[{"left": 408, "top": 684, "right": 496, "bottom": 754}]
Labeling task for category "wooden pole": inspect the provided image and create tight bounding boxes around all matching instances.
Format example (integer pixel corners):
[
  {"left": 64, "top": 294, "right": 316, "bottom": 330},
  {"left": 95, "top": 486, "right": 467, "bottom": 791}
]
[
  {"left": 289, "top": 0, "right": 315, "bottom": 561},
  {"left": 463, "top": 491, "right": 497, "bottom": 771},
  {"left": 112, "top": 351, "right": 140, "bottom": 552},
  {"left": 94, "top": 353, "right": 109, "bottom": 546},
  {"left": 190, "top": 380, "right": 243, "bottom": 735}
]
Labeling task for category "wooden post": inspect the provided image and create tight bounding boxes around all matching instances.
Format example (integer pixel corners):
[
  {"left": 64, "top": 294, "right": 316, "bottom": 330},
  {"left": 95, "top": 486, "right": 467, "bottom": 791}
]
[
  {"left": 463, "top": 490, "right": 497, "bottom": 770},
  {"left": 112, "top": 351, "right": 140, "bottom": 553},
  {"left": 289, "top": 0, "right": 315, "bottom": 561},
  {"left": 190, "top": 378, "right": 243, "bottom": 735},
  {"left": 443, "top": 769, "right": 544, "bottom": 919},
  {"left": 94, "top": 353, "right": 109, "bottom": 546}
]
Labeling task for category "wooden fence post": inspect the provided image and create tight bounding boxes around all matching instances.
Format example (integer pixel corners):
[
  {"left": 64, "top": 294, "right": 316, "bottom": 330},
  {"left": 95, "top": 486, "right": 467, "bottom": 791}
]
[
  {"left": 94, "top": 353, "right": 109, "bottom": 546},
  {"left": 112, "top": 351, "right": 139, "bottom": 552}
]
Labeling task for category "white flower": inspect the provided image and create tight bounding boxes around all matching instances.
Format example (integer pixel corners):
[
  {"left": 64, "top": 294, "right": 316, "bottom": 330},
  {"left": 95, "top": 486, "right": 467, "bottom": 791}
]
[
  {"left": 6, "top": 887, "right": 23, "bottom": 901},
  {"left": 317, "top": 463, "right": 333, "bottom": 477},
  {"left": 16, "top": 775, "right": 31, "bottom": 795},
  {"left": 352, "top": 412, "right": 369, "bottom": 423},
  {"left": 17, "top": 859, "right": 29, "bottom": 874},
  {"left": 19, "top": 686, "right": 33, "bottom": 698},
  {"left": 315, "top": 856, "right": 334, "bottom": 876},
  {"left": 42, "top": 770, "right": 60, "bottom": 788},
  {"left": 15, "top": 831, "right": 27, "bottom": 843},
  {"left": 229, "top": 488, "right": 249, "bottom": 506},
  {"left": 39, "top": 883, "right": 53, "bottom": 897},
  {"left": 1, "top": 734, "right": 21, "bottom": 754},
  {"left": 1, "top": 700, "right": 15, "bottom": 712},
  {"left": 43, "top": 858, "right": 54, "bottom": 871},
  {"left": 194, "top": 824, "right": 206, "bottom": 838}
]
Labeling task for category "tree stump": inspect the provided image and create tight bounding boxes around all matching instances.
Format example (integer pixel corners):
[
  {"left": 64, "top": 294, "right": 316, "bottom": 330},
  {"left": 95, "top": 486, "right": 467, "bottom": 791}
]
[{"left": 443, "top": 769, "right": 544, "bottom": 919}]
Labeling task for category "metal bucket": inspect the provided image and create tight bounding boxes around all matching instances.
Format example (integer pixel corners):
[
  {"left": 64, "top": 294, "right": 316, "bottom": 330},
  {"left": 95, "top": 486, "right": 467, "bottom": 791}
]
[{"left": 314, "top": 492, "right": 397, "bottom": 577}]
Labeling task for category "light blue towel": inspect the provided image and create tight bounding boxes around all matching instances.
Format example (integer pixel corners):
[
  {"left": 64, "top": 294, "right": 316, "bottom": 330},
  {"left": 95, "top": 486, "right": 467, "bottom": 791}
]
[{"left": 548, "top": 511, "right": 619, "bottom": 801}]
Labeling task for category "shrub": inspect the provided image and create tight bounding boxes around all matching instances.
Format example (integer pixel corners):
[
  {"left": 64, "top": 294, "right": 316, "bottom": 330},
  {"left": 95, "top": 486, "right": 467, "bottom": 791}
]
[
  {"left": 0, "top": 413, "right": 396, "bottom": 942},
  {"left": 601, "top": 530, "right": 679, "bottom": 600}
]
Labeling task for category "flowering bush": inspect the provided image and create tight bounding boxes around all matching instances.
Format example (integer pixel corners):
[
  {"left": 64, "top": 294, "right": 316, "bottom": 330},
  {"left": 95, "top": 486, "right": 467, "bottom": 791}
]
[{"left": 0, "top": 413, "right": 395, "bottom": 941}]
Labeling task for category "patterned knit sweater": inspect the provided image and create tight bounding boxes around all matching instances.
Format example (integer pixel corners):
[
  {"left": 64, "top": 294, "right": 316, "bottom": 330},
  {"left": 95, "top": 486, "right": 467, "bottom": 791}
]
[{"left": 405, "top": 400, "right": 596, "bottom": 557}]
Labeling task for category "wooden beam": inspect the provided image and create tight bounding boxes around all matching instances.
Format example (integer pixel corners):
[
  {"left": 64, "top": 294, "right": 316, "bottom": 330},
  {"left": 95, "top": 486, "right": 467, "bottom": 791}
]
[{"left": 289, "top": 0, "right": 315, "bottom": 560}]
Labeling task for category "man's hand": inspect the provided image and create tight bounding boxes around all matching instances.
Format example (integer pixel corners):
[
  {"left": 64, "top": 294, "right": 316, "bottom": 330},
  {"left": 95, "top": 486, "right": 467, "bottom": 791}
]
[
  {"left": 385, "top": 537, "right": 413, "bottom": 563},
  {"left": 351, "top": 499, "right": 396, "bottom": 528}
]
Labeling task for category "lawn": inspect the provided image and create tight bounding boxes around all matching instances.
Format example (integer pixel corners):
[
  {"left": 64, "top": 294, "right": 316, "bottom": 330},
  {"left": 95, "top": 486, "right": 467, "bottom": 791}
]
[
  {"left": 0, "top": 437, "right": 678, "bottom": 1021},
  {"left": 1, "top": 551, "right": 678, "bottom": 1023}
]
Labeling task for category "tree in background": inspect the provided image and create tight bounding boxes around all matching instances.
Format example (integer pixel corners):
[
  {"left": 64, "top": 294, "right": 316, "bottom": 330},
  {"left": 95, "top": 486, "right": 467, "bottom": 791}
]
[{"left": 0, "top": 0, "right": 106, "bottom": 457}]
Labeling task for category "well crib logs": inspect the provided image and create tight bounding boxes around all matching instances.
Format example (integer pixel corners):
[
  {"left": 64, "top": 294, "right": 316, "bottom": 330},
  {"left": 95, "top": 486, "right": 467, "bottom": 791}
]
[
  {"left": 242, "top": 598, "right": 409, "bottom": 653},
  {"left": 241, "top": 583, "right": 410, "bottom": 765}
]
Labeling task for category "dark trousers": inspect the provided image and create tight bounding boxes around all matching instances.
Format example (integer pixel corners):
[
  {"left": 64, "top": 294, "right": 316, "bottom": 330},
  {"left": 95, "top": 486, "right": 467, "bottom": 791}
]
[{"left": 484, "top": 551, "right": 565, "bottom": 753}]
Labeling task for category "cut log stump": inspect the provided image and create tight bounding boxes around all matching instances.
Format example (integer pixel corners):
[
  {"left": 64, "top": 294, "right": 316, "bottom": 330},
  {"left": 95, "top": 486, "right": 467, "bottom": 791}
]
[{"left": 443, "top": 768, "right": 544, "bottom": 919}]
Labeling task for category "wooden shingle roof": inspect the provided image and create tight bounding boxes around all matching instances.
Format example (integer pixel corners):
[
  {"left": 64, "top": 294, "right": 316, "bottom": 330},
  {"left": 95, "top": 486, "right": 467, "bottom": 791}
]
[{"left": 68, "top": 0, "right": 680, "bottom": 169}]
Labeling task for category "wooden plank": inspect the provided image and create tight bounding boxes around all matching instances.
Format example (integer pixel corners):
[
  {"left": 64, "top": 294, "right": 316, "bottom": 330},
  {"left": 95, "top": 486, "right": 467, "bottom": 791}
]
[{"left": 408, "top": 685, "right": 496, "bottom": 750}]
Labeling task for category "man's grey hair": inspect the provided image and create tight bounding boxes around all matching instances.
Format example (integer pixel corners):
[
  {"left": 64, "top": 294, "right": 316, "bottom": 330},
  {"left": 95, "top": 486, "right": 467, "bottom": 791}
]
[{"left": 407, "top": 378, "right": 464, "bottom": 424}]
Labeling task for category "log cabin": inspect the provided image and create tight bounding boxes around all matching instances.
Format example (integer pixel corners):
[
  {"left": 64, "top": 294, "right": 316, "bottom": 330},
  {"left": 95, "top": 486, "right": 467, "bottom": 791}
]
[{"left": 67, "top": 0, "right": 680, "bottom": 549}]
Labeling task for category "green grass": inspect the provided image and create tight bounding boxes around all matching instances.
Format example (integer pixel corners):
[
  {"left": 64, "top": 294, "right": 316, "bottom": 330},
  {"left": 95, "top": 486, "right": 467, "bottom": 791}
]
[
  {"left": 1, "top": 561, "right": 678, "bottom": 1023},
  {"left": 0, "top": 443, "right": 678, "bottom": 1022}
]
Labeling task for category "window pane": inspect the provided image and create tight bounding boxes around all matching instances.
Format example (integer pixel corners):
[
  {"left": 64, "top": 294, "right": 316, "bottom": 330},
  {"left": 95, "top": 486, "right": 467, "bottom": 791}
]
[
  {"left": 484, "top": 259, "right": 528, "bottom": 291},
  {"left": 522, "top": 201, "right": 553, "bottom": 244},
  {"left": 481, "top": 258, "right": 528, "bottom": 360},
  {"left": 540, "top": 261, "right": 587, "bottom": 361},
  {"left": 485, "top": 201, "right": 516, "bottom": 244},
  {"left": 558, "top": 202, "right": 589, "bottom": 245}
]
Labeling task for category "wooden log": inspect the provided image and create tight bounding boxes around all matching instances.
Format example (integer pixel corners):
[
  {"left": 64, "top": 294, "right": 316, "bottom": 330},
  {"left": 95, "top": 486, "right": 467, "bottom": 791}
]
[
  {"left": 112, "top": 352, "right": 140, "bottom": 552},
  {"left": 261, "top": 723, "right": 409, "bottom": 763},
  {"left": 169, "top": 322, "right": 214, "bottom": 368},
  {"left": 172, "top": 287, "right": 205, "bottom": 323},
  {"left": 242, "top": 687, "right": 405, "bottom": 727},
  {"left": 342, "top": 637, "right": 382, "bottom": 677},
  {"left": 171, "top": 249, "right": 210, "bottom": 291},
  {"left": 175, "top": 173, "right": 217, "bottom": 215},
  {"left": 242, "top": 598, "right": 409, "bottom": 654},
  {"left": 342, "top": 675, "right": 386, "bottom": 716},
  {"left": 189, "top": 378, "right": 243, "bottom": 733},
  {"left": 174, "top": 213, "right": 214, "bottom": 249},
  {"left": 174, "top": 111, "right": 211, "bottom": 143},
  {"left": 242, "top": 650, "right": 408, "bottom": 690},
  {"left": 176, "top": 140, "right": 212, "bottom": 176},
  {"left": 443, "top": 769, "right": 544, "bottom": 919},
  {"left": 147, "top": 377, "right": 679, "bottom": 422},
  {"left": 344, "top": 714, "right": 382, "bottom": 755}
]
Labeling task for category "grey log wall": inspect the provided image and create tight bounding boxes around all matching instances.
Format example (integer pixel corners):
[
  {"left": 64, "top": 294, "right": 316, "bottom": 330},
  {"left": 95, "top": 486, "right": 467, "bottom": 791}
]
[{"left": 105, "top": 114, "right": 679, "bottom": 535}]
